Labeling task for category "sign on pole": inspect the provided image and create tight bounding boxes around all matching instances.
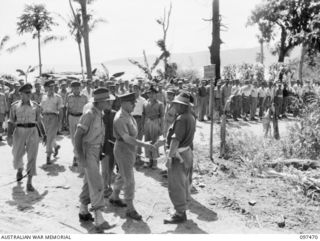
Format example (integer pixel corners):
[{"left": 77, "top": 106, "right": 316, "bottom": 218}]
[
  {"left": 204, "top": 65, "right": 215, "bottom": 79},
  {"left": 203, "top": 64, "right": 216, "bottom": 162}
]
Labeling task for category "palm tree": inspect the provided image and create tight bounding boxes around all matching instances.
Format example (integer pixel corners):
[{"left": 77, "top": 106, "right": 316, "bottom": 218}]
[
  {"left": 71, "top": 0, "right": 96, "bottom": 80},
  {"left": 17, "top": 4, "right": 57, "bottom": 76},
  {"left": 59, "top": 9, "right": 106, "bottom": 80}
]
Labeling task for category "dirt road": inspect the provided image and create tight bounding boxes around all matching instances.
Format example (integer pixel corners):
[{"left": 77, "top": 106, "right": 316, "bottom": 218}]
[{"left": 0, "top": 118, "right": 299, "bottom": 233}]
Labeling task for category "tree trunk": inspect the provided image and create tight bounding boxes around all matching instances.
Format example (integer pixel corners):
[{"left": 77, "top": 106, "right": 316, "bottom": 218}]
[
  {"left": 260, "top": 40, "right": 264, "bottom": 65},
  {"left": 209, "top": 0, "right": 220, "bottom": 80},
  {"left": 37, "top": 31, "right": 42, "bottom": 76},
  {"left": 278, "top": 27, "right": 287, "bottom": 63},
  {"left": 273, "top": 111, "right": 280, "bottom": 140},
  {"left": 80, "top": 0, "right": 92, "bottom": 80},
  {"left": 298, "top": 43, "right": 306, "bottom": 83},
  {"left": 77, "top": 41, "right": 85, "bottom": 80}
]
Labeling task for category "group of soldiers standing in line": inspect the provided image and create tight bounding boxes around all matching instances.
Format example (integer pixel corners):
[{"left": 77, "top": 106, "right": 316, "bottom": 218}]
[
  {"left": 196, "top": 78, "right": 317, "bottom": 123},
  {"left": 0, "top": 75, "right": 196, "bottom": 232}
]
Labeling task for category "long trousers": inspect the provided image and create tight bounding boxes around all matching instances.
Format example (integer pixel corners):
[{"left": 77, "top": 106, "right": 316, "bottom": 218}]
[
  {"left": 68, "top": 115, "right": 81, "bottom": 158},
  {"left": 43, "top": 114, "right": 59, "bottom": 155},
  {"left": 198, "top": 96, "right": 207, "bottom": 120},
  {"left": 133, "top": 116, "right": 143, "bottom": 156},
  {"left": 250, "top": 97, "right": 258, "bottom": 119},
  {"left": 101, "top": 153, "right": 115, "bottom": 191},
  {"left": 12, "top": 127, "right": 39, "bottom": 176},
  {"left": 113, "top": 141, "right": 136, "bottom": 202},
  {"left": 168, "top": 148, "right": 193, "bottom": 213},
  {"left": 79, "top": 145, "right": 105, "bottom": 211},
  {"left": 258, "top": 97, "right": 265, "bottom": 118}
]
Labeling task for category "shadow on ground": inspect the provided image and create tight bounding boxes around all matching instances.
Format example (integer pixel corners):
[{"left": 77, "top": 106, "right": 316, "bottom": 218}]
[{"left": 6, "top": 182, "right": 48, "bottom": 211}]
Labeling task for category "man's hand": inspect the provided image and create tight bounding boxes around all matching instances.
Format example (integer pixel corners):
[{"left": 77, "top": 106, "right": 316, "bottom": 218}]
[
  {"left": 144, "top": 142, "right": 157, "bottom": 153},
  {"left": 7, "top": 136, "right": 13, "bottom": 146}
]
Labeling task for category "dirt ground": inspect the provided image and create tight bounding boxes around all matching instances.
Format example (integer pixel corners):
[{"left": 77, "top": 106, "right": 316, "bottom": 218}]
[{"left": 0, "top": 117, "right": 318, "bottom": 234}]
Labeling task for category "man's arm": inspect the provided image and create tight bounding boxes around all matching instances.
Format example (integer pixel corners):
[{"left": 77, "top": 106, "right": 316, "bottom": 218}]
[
  {"left": 7, "top": 105, "right": 16, "bottom": 146},
  {"left": 74, "top": 127, "right": 86, "bottom": 166}
]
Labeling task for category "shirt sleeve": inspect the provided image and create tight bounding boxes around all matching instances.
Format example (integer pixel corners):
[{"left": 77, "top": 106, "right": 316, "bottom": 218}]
[
  {"left": 57, "top": 96, "right": 63, "bottom": 109},
  {"left": 171, "top": 117, "right": 185, "bottom": 142},
  {"left": 77, "top": 112, "right": 93, "bottom": 132},
  {"left": 114, "top": 117, "right": 129, "bottom": 139},
  {"left": 159, "top": 102, "right": 165, "bottom": 118},
  {"left": 9, "top": 105, "right": 16, "bottom": 123}
]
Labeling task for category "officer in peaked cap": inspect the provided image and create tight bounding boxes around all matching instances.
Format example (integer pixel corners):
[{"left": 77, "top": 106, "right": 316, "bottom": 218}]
[
  {"left": 67, "top": 81, "right": 88, "bottom": 167},
  {"left": 41, "top": 79, "right": 63, "bottom": 164},
  {"left": 109, "top": 92, "right": 156, "bottom": 221},
  {"left": 7, "top": 83, "right": 46, "bottom": 192}
]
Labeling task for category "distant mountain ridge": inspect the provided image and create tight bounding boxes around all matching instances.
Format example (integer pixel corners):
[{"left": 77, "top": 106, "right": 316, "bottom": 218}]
[{"left": 103, "top": 46, "right": 300, "bottom": 71}]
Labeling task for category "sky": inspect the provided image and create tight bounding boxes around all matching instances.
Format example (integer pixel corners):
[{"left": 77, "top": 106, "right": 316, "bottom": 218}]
[{"left": 0, "top": 0, "right": 261, "bottom": 74}]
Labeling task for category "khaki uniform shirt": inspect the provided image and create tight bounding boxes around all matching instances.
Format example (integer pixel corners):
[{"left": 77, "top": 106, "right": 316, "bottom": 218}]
[
  {"left": 113, "top": 108, "right": 138, "bottom": 152},
  {"left": 8, "top": 91, "right": 20, "bottom": 109},
  {"left": 31, "top": 91, "right": 43, "bottom": 104},
  {"left": 77, "top": 105, "right": 105, "bottom": 146},
  {"left": 67, "top": 93, "right": 88, "bottom": 114},
  {"left": 9, "top": 100, "right": 40, "bottom": 124},
  {"left": 40, "top": 93, "right": 63, "bottom": 114},
  {"left": 0, "top": 92, "right": 7, "bottom": 114}
]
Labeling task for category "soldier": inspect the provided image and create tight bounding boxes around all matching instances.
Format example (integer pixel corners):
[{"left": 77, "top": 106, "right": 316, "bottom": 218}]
[
  {"left": 74, "top": 88, "right": 114, "bottom": 231},
  {"left": 241, "top": 80, "right": 251, "bottom": 121},
  {"left": 131, "top": 82, "right": 147, "bottom": 165},
  {"left": 59, "top": 80, "right": 69, "bottom": 132},
  {"left": 7, "top": 83, "right": 46, "bottom": 192},
  {"left": 197, "top": 79, "right": 207, "bottom": 121},
  {"left": 163, "top": 87, "right": 177, "bottom": 138},
  {"left": 161, "top": 91, "right": 196, "bottom": 224},
  {"left": 81, "top": 79, "right": 93, "bottom": 101},
  {"left": 7, "top": 82, "right": 21, "bottom": 112},
  {"left": 40, "top": 80, "right": 63, "bottom": 164},
  {"left": 142, "top": 85, "right": 164, "bottom": 169},
  {"left": 31, "top": 80, "right": 43, "bottom": 104},
  {"left": 0, "top": 86, "right": 7, "bottom": 142},
  {"left": 250, "top": 81, "right": 259, "bottom": 121},
  {"left": 101, "top": 92, "right": 116, "bottom": 198},
  {"left": 109, "top": 92, "right": 155, "bottom": 221},
  {"left": 66, "top": 81, "right": 88, "bottom": 167}
]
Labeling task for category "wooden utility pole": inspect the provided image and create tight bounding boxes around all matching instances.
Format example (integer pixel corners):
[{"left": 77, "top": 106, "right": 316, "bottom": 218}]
[
  {"left": 79, "top": 0, "right": 92, "bottom": 80},
  {"left": 204, "top": 65, "right": 216, "bottom": 161},
  {"left": 209, "top": 0, "right": 221, "bottom": 79}
]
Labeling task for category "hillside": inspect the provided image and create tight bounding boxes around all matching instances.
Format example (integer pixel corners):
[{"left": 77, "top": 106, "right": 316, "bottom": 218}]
[{"left": 103, "top": 46, "right": 301, "bottom": 71}]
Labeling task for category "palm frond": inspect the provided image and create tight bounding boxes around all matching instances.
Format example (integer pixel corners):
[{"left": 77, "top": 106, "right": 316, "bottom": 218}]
[
  {"left": 0, "top": 35, "right": 10, "bottom": 51},
  {"left": 150, "top": 52, "right": 166, "bottom": 72},
  {"left": 143, "top": 50, "right": 150, "bottom": 70},
  {"left": 128, "top": 59, "right": 152, "bottom": 80},
  {"left": 89, "top": 18, "right": 107, "bottom": 32},
  {"left": 112, "top": 72, "right": 125, "bottom": 78},
  {"left": 16, "top": 69, "right": 26, "bottom": 76},
  {"left": 6, "top": 42, "right": 26, "bottom": 53},
  {"left": 100, "top": 63, "right": 109, "bottom": 78},
  {"left": 42, "top": 35, "right": 67, "bottom": 44}
]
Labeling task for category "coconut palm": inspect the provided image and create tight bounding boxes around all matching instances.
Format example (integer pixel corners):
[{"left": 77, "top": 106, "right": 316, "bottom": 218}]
[
  {"left": 58, "top": 8, "right": 106, "bottom": 80},
  {"left": 71, "top": 0, "right": 96, "bottom": 80},
  {"left": 17, "top": 4, "right": 57, "bottom": 76}
]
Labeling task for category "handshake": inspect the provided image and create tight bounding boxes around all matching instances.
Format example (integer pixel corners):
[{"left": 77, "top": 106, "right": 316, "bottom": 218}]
[{"left": 154, "top": 137, "right": 166, "bottom": 149}]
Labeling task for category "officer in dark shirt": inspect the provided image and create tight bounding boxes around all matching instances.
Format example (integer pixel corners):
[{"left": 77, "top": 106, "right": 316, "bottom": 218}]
[
  {"left": 101, "top": 93, "right": 117, "bottom": 198},
  {"left": 164, "top": 91, "right": 196, "bottom": 224}
]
